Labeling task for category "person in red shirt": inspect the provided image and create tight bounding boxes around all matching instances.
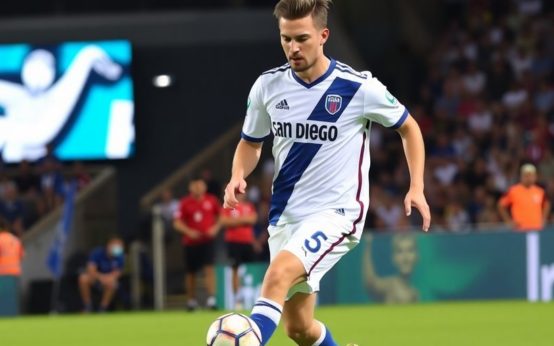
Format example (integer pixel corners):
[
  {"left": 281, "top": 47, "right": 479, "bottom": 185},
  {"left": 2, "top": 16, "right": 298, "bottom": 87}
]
[
  {"left": 173, "top": 176, "right": 221, "bottom": 311},
  {"left": 220, "top": 193, "right": 258, "bottom": 308}
]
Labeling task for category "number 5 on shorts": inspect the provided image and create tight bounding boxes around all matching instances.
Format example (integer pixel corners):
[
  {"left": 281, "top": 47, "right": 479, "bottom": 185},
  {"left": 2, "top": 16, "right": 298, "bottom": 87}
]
[{"left": 304, "top": 231, "right": 328, "bottom": 253}]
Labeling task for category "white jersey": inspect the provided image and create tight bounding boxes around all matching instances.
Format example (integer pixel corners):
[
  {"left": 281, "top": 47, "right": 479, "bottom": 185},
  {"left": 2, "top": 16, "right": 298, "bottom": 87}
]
[{"left": 242, "top": 59, "right": 408, "bottom": 231}]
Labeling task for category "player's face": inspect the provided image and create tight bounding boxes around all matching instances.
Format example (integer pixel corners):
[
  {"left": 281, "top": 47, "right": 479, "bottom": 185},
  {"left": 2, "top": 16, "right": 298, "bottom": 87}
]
[
  {"left": 521, "top": 171, "right": 537, "bottom": 186},
  {"left": 393, "top": 237, "right": 417, "bottom": 276},
  {"left": 279, "top": 15, "right": 329, "bottom": 73},
  {"left": 107, "top": 239, "right": 124, "bottom": 257},
  {"left": 189, "top": 179, "right": 207, "bottom": 198}
]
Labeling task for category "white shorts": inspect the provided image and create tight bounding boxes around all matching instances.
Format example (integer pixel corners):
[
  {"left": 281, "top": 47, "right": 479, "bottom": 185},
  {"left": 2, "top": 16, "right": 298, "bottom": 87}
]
[{"left": 268, "top": 210, "right": 362, "bottom": 299}]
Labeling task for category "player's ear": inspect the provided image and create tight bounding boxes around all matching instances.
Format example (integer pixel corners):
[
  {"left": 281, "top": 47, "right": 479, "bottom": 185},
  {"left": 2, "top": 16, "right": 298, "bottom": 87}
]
[{"left": 320, "top": 28, "right": 330, "bottom": 45}]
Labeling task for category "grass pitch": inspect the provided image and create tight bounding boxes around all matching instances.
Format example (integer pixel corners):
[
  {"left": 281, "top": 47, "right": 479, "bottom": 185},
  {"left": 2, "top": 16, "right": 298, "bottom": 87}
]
[{"left": 1, "top": 301, "right": 552, "bottom": 345}]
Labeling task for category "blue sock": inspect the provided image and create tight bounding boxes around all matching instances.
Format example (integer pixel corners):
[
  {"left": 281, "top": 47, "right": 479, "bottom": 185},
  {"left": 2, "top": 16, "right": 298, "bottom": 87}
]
[
  {"left": 250, "top": 297, "right": 283, "bottom": 345},
  {"left": 314, "top": 322, "right": 338, "bottom": 346}
]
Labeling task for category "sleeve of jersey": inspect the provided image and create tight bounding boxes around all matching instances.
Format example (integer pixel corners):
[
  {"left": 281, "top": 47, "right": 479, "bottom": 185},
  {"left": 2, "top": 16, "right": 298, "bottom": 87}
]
[
  {"left": 241, "top": 76, "right": 271, "bottom": 142},
  {"left": 362, "top": 76, "right": 409, "bottom": 129}
]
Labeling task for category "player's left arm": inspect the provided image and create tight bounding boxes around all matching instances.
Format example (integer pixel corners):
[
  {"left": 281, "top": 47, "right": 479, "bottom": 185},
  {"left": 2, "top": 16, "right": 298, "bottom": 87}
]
[{"left": 396, "top": 115, "right": 431, "bottom": 232}]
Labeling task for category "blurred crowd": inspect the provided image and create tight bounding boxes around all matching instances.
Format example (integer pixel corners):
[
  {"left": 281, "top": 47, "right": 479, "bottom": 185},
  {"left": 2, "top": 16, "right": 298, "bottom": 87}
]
[
  {"left": 366, "top": 0, "right": 554, "bottom": 232},
  {"left": 0, "top": 151, "right": 91, "bottom": 237}
]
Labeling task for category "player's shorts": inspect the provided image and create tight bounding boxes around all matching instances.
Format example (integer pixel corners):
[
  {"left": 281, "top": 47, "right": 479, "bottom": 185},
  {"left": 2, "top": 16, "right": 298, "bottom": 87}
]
[
  {"left": 183, "top": 241, "right": 216, "bottom": 274},
  {"left": 268, "top": 209, "right": 361, "bottom": 299},
  {"left": 226, "top": 242, "right": 255, "bottom": 268}
]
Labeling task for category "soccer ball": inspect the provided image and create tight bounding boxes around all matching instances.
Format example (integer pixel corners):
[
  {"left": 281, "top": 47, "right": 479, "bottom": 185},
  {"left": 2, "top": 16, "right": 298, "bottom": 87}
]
[{"left": 206, "top": 313, "right": 262, "bottom": 346}]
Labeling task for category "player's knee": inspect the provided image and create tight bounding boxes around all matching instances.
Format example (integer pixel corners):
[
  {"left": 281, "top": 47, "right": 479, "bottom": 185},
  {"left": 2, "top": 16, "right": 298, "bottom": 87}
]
[
  {"left": 265, "top": 255, "right": 305, "bottom": 288},
  {"left": 284, "top": 321, "right": 311, "bottom": 342},
  {"left": 79, "top": 273, "right": 90, "bottom": 285},
  {"left": 103, "top": 280, "right": 117, "bottom": 291},
  {"left": 264, "top": 264, "right": 297, "bottom": 290}
]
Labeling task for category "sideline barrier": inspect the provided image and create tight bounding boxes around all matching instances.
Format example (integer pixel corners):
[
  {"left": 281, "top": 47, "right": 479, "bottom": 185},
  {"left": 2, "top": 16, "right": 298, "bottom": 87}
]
[
  {"left": 320, "top": 229, "right": 554, "bottom": 304},
  {"left": 215, "top": 229, "right": 554, "bottom": 308},
  {"left": 0, "top": 276, "right": 19, "bottom": 316}
]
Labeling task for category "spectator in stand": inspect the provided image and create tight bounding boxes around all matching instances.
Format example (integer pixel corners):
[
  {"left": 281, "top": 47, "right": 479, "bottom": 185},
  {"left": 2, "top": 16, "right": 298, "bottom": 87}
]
[
  {"left": 0, "top": 184, "right": 25, "bottom": 237},
  {"left": 498, "top": 164, "right": 551, "bottom": 231},
  {"left": 158, "top": 188, "right": 180, "bottom": 225},
  {"left": 71, "top": 161, "right": 91, "bottom": 191},
  {"left": 173, "top": 176, "right": 220, "bottom": 311},
  {"left": 444, "top": 200, "right": 470, "bottom": 232},
  {"left": 477, "top": 195, "right": 502, "bottom": 228},
  {"left": 0, "top": 172, "right": 13, "bottom": 201},
  {"left": 374, "top": 190, "right": 408, "bottom": 231},
  {"left": 78, "top": 236, "right": 125, "bottom": 313},
  {"left": 39, "top": 158, "right": 64, "bottom": 213},
  {"left": 14, "top": 160, "right": 40, "bottom": 198},
  {"left": 220, "top": 193, "right": 257, "bottom": 309}
]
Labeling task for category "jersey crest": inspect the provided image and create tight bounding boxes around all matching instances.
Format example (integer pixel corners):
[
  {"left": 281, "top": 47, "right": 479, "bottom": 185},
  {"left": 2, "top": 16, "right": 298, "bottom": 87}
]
[{"left": 325, "top": 94, "right": 342, "bottom": 115}]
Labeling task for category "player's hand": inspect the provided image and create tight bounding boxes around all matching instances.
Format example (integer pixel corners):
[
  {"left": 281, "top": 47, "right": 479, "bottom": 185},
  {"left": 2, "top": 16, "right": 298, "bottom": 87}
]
[
  {"left": 186, "top": 230, "right": 201, "bottom": 239},
  {"left": 404, "top": 188, "right": 431, "bottom": 232},
  {"left": 224, "top": 177, "right": 247, "bottom": 209},
  {"left": 207, "top": 225, "right": 220, "bottom": 237}
]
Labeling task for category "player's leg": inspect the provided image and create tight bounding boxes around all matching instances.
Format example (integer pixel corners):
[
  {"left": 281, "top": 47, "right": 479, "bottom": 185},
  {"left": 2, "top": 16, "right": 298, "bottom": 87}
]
[
  {"left": 250, "top": 249, "right": 306, "bottom": 345},
  {"left": 280, "top": 211, "right": 357, "bottom": 345},
  {"left": 226, "top": 242, "right": 240, "bottom": 304},
  {"left": 78, "top": 273, "right": 93, "bottom": 312},
  {"left": 283, "top": 293, "right": 337, "bottom": 346},
  {"left": 99, "top": 277, "right": 117, "bottom": 311},
  {"left": 184, "top": 245, "right": 199, "bottom": 311},
  {"left": 203, "top": 241, "right": 217, "bottom": 309}
]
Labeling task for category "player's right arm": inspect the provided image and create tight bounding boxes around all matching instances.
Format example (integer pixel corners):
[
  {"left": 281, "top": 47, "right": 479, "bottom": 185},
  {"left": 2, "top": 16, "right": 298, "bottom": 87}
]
[
  {"left": 224, "top": 76, "right": 270, "bottom": 209},
  {"left": 224, "top": 140, "right": 263, "bottom": 209}
]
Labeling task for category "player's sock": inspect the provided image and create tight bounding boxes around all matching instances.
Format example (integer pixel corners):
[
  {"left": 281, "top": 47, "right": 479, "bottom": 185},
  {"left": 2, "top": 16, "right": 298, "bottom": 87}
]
[
  {"left": 313, "top": 321, "right": 338, "bottom": 346},
  {"left": 250, "top": 297, "right": 283, "bottom": 345}
]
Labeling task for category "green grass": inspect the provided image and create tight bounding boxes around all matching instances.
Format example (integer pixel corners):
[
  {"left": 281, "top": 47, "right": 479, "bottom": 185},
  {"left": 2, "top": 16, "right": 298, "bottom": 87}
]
[{"left": 1, "top": 301, "right": 553, "bottom": 345}]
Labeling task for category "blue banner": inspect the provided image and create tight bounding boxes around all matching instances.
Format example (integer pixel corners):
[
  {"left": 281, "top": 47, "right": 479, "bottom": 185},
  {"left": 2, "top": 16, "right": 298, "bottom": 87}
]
[{"left": 46, "top": 182, "right": 77, "bottom": 278}]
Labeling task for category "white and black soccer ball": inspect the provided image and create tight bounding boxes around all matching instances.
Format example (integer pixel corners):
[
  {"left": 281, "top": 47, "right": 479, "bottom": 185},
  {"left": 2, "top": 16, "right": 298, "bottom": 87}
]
[{"left": 206, "top": 313, "right": 262, "bottom": 346}]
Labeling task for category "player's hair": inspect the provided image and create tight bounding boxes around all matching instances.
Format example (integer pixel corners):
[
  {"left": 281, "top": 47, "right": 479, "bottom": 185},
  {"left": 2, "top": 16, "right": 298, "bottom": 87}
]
[{"left": 273, "top": 0, "right": 332, "bottom": 29}]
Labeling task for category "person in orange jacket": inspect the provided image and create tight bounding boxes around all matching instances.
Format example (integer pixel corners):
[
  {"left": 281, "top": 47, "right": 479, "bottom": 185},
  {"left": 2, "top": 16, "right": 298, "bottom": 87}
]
[{"left": 0, "top": 217, "right": 24, "bottom": 277}]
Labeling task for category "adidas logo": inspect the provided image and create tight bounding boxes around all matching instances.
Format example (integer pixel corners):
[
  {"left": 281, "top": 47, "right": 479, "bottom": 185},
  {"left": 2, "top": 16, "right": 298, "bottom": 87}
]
[
  {"left": 335, "top": 208, "right": 345, "bottom": 216},
  {"left": 275, "top": 99, "right": 289, "bottom": 110}
]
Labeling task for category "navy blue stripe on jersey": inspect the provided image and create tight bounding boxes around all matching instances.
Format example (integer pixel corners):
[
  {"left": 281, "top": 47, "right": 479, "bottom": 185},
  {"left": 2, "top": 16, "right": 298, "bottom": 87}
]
[
  {"left": 262, "top": 64, "right": 290, "bottom": 75},
  {"left": 306, "top": 77, "right": 362, "bottom": 123},
  {"left": 269, "top": 142, "right": 321, "bottom": 225},
  {"left": 291, "top": 59, "right": 336, "bottom": 89},
  {"left": 241, "top": 131, "right": 269, "bottom": 142},
  {"left": 390, "top": 107, "right": 409, "bottom": 129}
]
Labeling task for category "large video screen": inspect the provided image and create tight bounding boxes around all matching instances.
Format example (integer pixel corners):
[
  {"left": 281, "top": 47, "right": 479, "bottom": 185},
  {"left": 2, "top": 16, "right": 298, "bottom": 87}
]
[{"left": 0, "top": 40, "right": 134, "bottom": 163}]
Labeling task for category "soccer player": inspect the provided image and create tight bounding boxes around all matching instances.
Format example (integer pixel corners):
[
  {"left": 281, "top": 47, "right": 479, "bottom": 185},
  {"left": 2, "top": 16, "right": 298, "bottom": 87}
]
[
  {"left": 220, "top": 193, "right": 258, "bottom": 308},
  {"left": 174, "top": 176, "right": 221, "bottom": 311},
  {"left": 223, "top": 1, "right": 431, "bottom": 345}
]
